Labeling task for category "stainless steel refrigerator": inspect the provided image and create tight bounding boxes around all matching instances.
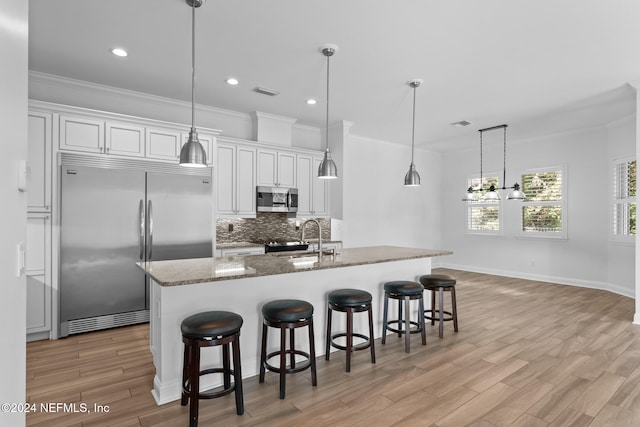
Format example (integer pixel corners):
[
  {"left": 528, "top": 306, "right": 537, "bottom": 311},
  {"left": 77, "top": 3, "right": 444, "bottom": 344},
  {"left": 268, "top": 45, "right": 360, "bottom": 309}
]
[{"left": 59, "top": 153, "right": 212, "bottom": 336}]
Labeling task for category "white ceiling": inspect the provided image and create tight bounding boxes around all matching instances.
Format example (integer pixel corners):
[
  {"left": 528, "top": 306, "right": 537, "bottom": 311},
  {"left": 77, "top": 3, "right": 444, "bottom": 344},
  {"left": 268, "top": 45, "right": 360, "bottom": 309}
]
[{"left": 28, "top": 0, "right": 640, "bottom": 151}]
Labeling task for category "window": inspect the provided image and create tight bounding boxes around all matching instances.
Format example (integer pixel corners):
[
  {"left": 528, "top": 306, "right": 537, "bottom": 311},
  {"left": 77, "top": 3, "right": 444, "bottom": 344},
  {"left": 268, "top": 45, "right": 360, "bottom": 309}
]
[
  {"left": 612, "top": 157, "right": 636, "bottom": 241},
  {"left": 519, "top": 166, "right": 566, "bottom": 238},
  {"left": 465, "top": 175, "right": 502, "bottom": 235}
]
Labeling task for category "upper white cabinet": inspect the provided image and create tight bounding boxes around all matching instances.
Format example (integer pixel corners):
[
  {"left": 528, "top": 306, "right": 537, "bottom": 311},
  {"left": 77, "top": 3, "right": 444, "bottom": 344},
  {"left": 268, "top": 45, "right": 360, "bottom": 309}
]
[
  {"left": 217, "top": 143, "right": 257, "bottom": 217},
  {"left": 297, "top": 154, "right": 328, "bottom": 216},
  {"left": 59, "top": 115, "right": 105, "bottom": 153},
  {"left": 28, "top": 111, "right": 52, "bottom": 212},
  {"left": 105, "top": 122, "right": 145, "bottom": 157},
  {"left": 145, "top": 127, "right": 181, "bottom": 161},
  {"left": 257, "top": 149, "right": 296, "bottom": 187}
]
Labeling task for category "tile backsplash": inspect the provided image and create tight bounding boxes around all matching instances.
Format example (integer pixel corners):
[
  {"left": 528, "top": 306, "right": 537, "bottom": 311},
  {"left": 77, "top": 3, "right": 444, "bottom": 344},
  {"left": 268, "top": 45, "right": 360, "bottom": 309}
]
[{"left": 216, "top": 212, "right": 331, "bottom": 243}]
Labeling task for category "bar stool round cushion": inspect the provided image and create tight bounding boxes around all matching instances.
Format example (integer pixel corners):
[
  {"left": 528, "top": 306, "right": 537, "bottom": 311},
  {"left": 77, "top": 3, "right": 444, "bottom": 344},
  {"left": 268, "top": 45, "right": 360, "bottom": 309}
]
[
  {"left": 262, "top": 299, "right": 314, "bottom": 323},
  {"left": 384, "top": 280, "right": 424, "bottom": 295},
  {"left": 180, "top": 311, "right": 243, "bottom": 339},
  {"left": 328, "top": 289, "right": 372, "bottom": 307},
  {"left": 419, "top": 274, "right": 456, "bottom": 288}
]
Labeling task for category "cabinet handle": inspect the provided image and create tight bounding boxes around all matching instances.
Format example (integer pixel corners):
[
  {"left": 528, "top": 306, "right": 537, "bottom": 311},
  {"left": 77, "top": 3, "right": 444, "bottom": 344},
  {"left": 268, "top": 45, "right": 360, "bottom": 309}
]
[
  {"left": 106, "top": 147, "right": 110, "bottom": 154},
  {"left": 99, "top": 147, "right": 104, "bottom": 153}
]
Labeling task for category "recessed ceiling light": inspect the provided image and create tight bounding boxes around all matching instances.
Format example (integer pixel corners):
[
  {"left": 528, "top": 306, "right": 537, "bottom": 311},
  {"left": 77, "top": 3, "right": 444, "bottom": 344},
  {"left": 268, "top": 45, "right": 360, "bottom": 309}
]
[
  {"left": 111, "top": 48, "right": 128, "bottom": 57},
  {"left": 450, "top": 120, "right": 472, "bottom": 127},
  {"left": 306, "top": 99, "right": 317, "bottom": 105},
  {"left": 226, "top": 77, "right": 239, "bottom": 85}
]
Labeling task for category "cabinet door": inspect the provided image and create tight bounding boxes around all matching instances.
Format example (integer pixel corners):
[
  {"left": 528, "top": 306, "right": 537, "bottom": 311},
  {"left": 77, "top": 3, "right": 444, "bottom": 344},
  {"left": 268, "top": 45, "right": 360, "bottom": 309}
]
[
  {"left": 146, "top": 127, "right": 181, "bottom": 161},
  {"left": 26, "top": 214, "right": 51, "bottom": 334},
  {"left": 277, "top": 152, "right": 296, "bottom": 188},
  {"left": 257, "top": 149, "right": 278, "bottom": 187},
  {"left": 216, "top": 144, "right": 236, "bottom": 215},
  {"left": 59, "top": 115, "right": 105, "bottom": 153},
  {"left": 181, "top": 132, "right": 214, "bottom": 165},
  {"left": 296, "top": 154, "right": 313, "bottom": 215},
  {"left": 235, "top": 146, "right": 257, "bottom": 216},
  {"left": 28, "top": 111, "right": 52, "bottom": 211},
  {"left": 106, "top": 122, "right": 145, "bottom": 157},
  {"left": 312, "top": 156, "right": 328, "bottom": 216}
]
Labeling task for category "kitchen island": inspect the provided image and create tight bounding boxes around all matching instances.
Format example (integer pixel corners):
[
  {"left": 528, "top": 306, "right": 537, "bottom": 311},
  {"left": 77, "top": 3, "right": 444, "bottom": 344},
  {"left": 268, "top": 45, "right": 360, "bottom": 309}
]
[{"left": 138, "top": 245, "right": 452, "bottom": 404}]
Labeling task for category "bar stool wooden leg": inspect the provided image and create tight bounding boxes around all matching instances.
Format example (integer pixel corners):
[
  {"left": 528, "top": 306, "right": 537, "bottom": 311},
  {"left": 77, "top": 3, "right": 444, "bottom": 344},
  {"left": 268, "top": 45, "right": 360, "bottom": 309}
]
[
  {"left": 404, "top": 295, "right": 411, "bottom": 352},
  {"left": 430, "top": 290, "right": 436, "bottom": 326},
  {"left": 188, "top": 342, "right": 200, "bottom": 427},
  {"left": 232, "top": 339, "right": 244, "bottom": 415},
  {"left": 382, "top": 293, "right": 389, "bottom": 344},
  {"left": 308, "top": 318, "right": 317, "bottom": 386},
  {"left": 451, "top": 286, "right": 459, "bottom": 332},
  {"left": 368, "top": 305, "right": 376, "bottom": 364},
  {"left": 345, "top": 307, "right": 353, "bottom": 372},
  {"left": 181, "top": 343, "right": 189, "bottom": 406},
  {"left": 419, "top": 294, "right": 426, "bottom": 345},
  {"left": 325, "top": 306, "right": 333, "bottom": 360},
  {"left": 223, "top": 343, "right": 231, "bottom": 389},
  {"left": 279, "top": 326, "right": 287, "bottom": 399},
  {"left": 438, "top": 286, "right": 445, "bottom": 338},
  {"left": 259, "top": 323, "right": 267, "bottom": 383}
]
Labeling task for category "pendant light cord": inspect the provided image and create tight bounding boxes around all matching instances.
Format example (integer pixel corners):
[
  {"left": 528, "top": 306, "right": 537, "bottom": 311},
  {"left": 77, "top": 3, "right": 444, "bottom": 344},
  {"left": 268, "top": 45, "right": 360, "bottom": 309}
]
[
  {"left": 325, "top": 50, "right": 330, "bottom": 151},
  {"left": 479, "top": 129, "right": 483, "bottom": 189},
  {"left": 411, "top": 84, "right": 416, "bottom": 164},
  {"left": 191, "top": 2, "right": 196, "bottom": 130},
  {"left": 502, "top": 125, "right": 507, "bottom": 189}
]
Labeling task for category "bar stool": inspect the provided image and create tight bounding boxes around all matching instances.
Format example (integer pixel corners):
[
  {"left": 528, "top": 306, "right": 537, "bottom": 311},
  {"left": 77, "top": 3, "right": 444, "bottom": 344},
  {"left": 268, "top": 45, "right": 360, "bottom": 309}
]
[
  {"left": 325, "top": 288, "right": 376, "bottom": 372},
  {"left": 180, "top": 311, "right": 244, "bottom": 427},
  {"left": 259, "top": 299, "right": 317, "bottom": 399},
  {"left": 419, "top": 274, "right": 459, "bottom": 338},
  {"left": 382, "top": 281, "right": 426, "bottom": 353}
]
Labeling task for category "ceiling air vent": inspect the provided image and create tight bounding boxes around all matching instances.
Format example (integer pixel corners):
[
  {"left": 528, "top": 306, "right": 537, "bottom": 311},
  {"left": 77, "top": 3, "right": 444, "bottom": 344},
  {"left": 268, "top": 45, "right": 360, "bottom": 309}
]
[
  {"left": 450, "top": 120, "right": 472, "bottom": 127},
  {"left": 252, "top": 86, "right": 280, "bottom": 96}
]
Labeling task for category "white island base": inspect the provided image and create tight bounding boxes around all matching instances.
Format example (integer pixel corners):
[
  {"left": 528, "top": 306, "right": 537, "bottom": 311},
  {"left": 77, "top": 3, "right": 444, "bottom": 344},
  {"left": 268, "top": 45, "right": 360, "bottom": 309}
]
[{"left": 148, "top": 252, "right": 439, "bottom": 404}]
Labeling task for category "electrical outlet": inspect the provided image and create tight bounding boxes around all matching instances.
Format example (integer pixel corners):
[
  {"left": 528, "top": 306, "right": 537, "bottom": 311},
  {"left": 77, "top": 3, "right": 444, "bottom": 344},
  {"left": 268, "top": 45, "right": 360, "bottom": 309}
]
[{"left": 228, "top": 224, "right": 233, "bottom": 232}]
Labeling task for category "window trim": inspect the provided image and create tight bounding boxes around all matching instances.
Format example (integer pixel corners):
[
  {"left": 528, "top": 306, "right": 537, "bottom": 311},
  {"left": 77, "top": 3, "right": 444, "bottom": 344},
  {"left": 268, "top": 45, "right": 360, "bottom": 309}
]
[
  {"left": 517, "top": 165, "right": 567, "bottom": 240},
  {"left": 464, "top": 172, "right": 503, "bottom": 236},
  {"left": 610, "top": 156, "right": 636, "bottom": 244}
]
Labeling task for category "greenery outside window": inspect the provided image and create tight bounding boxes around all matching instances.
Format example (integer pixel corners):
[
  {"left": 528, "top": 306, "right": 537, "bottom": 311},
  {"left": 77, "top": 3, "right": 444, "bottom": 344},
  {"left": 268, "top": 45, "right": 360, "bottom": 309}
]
[
  {"left": 519, "top": 166, "right": 566, "bottom": 238},
  {"left": 465, "top": 175, "right": 501, "bottom": 235},
  {"left": 612, "top": 157, "right": 636, "bottom": 242}
]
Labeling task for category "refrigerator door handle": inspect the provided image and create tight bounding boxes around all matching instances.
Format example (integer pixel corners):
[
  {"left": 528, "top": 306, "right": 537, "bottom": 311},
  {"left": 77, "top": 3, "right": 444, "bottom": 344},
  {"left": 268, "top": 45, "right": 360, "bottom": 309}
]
[
  {"left": 147, "top": 200, "right": 153, "bottom": 260},
  {"left": 139, "top": 199, "right": 145, "bottom": 260}
]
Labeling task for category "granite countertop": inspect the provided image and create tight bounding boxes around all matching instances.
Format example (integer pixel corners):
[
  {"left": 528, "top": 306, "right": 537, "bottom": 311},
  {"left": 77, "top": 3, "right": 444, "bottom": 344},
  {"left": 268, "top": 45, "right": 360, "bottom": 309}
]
[{"left": 138, "top": 245, "right": 452, "bottom": 287}]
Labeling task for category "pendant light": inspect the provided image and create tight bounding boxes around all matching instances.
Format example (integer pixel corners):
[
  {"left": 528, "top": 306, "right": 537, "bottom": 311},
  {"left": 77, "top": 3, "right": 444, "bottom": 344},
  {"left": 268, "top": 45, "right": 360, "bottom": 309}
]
[
  {"left": 318, "top": 44, "right": 339, "bottom": 179},
  {"left": 462, "top": 124, "right": 525, "bottom": 201},
  {"left": 179, "top": 0, "right": 207, "bottom": 168},
  {"left": 404, "top": 79, "right": 422, "bottom": 187}
]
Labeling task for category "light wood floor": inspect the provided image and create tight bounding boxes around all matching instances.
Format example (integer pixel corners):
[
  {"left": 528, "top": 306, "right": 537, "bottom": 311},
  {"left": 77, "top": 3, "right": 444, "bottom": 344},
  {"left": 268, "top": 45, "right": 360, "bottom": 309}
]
[{"left": 26, "top": 268, "right": 640, "bottom": 426}]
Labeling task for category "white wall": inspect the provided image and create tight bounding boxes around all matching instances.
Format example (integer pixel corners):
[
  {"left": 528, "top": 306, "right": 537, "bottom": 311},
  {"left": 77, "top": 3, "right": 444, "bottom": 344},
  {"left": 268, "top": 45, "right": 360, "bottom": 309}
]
[
  {"left": 0, "top": 0, "right": 28, "bottom": 425},
  {"left": 441, "top": 123, "right": 635, "bottom": 297},
  {"left": 342, "top": 134, "right": 443, "bottom": 253}
]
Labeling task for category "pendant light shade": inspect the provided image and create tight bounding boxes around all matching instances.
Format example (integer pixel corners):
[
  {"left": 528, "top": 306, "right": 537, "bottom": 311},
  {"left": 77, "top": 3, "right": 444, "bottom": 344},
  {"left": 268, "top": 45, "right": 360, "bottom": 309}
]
[
  {"left": 318, "top": 45, "right": 338, "bottom": 179},
  {"left": 179, "top": 0, "right": 207, "bottom": 168},
  {"left": 507, "top": 183, "right": 526, "bottom": 200},
  {"left": 404, "top": 79, "right": 422, "bottom": 187}
]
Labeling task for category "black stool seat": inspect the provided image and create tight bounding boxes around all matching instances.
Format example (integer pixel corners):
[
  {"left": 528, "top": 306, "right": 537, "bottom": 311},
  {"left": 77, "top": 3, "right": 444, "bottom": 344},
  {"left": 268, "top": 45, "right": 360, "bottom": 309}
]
[
  {"left": 262, "top": 299, "right": 314, "bottom": 322},
  {"left": 419, "top": 274, "right": 459, "bottom": 338},
  {"left": 419, "top": 274, "right": 456, "bottom": 288},
  {"left": 326, "top": 289, "right": 375, "bottom": 372},
  {"left": 384, "top": 280, "right": 424, "bottom": 295},
  {"left": 181, "top": 311, "right": 243, "bottom": 339},
  {"left": 328, "top": 288, "right": 372, "bottom": 307}
]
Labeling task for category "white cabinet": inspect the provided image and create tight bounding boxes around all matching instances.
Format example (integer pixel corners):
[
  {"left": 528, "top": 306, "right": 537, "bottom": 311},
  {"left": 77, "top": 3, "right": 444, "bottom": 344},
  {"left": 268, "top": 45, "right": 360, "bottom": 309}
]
[
  {"left": 105, "top": 122, "right": 145, "bottom": 157},
  {"left": 297, "top": 154, "right": 328, "bottom": 216},
  {"left": 26, "top": 213, "right": 51, "bottom": 337},
  {"left": 257, "top": 149, "right": 296, "bottom": 187},
  {"left": 145, "top": 127, "right": 182, "bottom": 161},
  {"left": 28, "top": 111, "right": 52, "bottom": 212},
  {"left": 59, "top": 115, "right": 105, "bottom": 153},
  {"left": 217, "top": 143, "right": 256, "bottom": 217},
  {"left": 60, "top": 116, "right": 145, "bottom": 157}
]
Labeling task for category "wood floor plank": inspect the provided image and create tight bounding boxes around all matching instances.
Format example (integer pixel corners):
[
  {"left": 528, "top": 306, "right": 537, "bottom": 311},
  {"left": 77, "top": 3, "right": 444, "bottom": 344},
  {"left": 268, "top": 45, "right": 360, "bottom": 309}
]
[{"left": 25, "top": 268, "right": 640, "bottom": 426}]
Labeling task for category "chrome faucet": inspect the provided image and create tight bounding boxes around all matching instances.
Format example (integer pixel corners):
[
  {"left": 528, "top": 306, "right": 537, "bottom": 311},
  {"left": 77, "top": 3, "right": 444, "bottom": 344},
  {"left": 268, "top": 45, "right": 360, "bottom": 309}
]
[{"left": 301, "top": 219, "right": 322, "bottom": 256}]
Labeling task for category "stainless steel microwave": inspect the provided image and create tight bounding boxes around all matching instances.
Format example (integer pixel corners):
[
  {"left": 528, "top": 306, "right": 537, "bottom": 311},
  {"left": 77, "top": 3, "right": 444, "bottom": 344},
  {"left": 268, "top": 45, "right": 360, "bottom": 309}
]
[{"left": 256, "top": 186, "right": 298, "bottom": 213}]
